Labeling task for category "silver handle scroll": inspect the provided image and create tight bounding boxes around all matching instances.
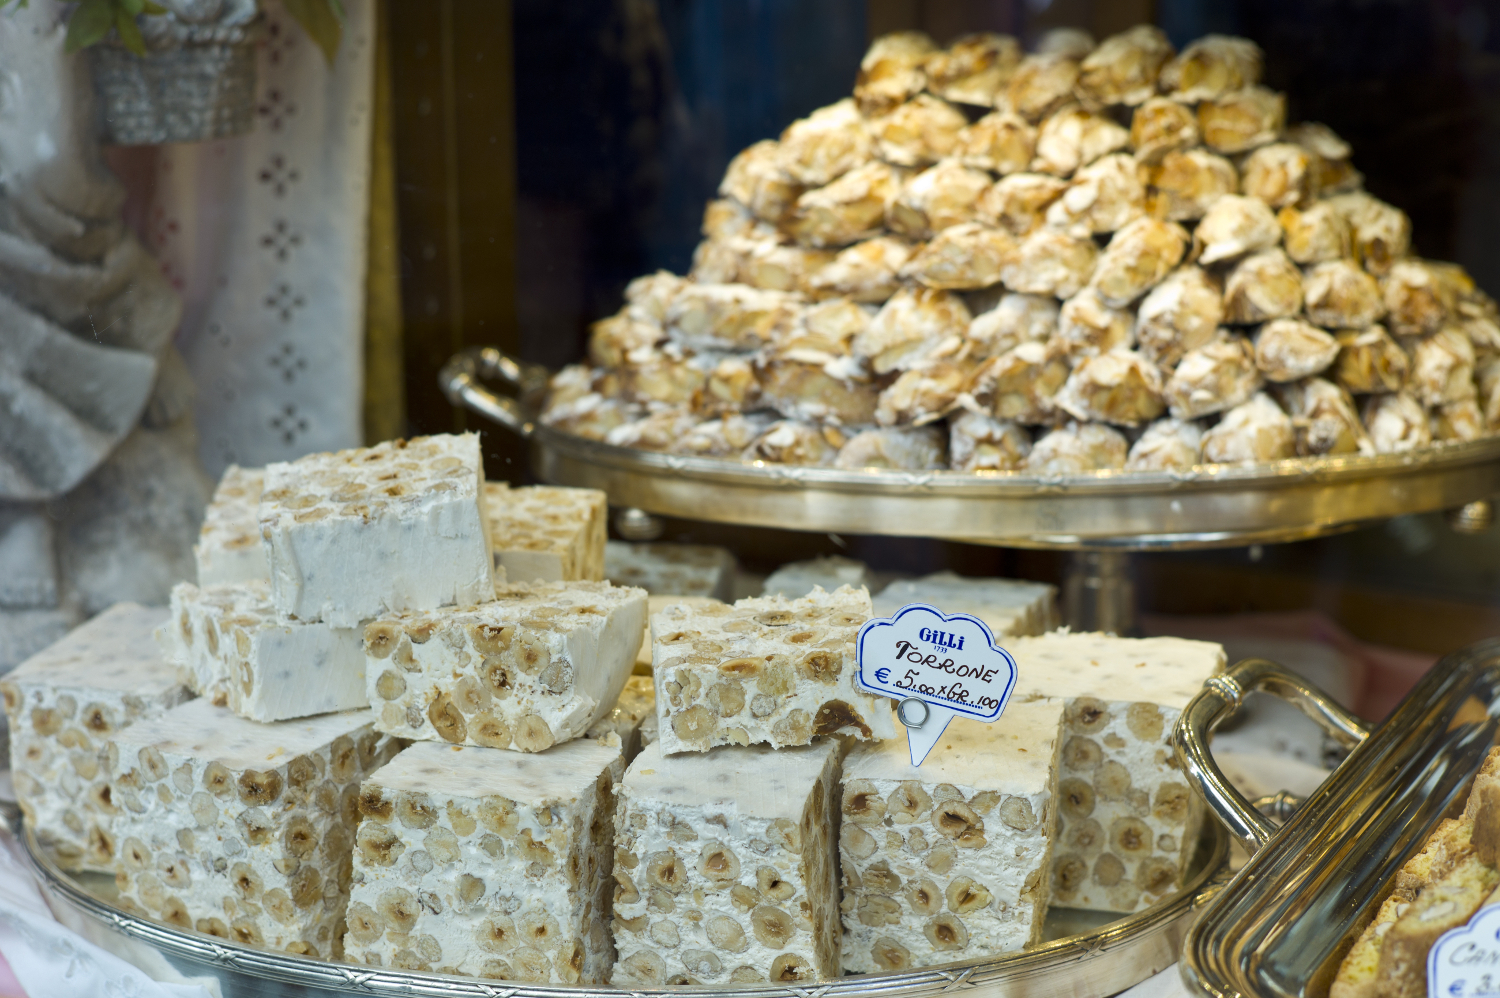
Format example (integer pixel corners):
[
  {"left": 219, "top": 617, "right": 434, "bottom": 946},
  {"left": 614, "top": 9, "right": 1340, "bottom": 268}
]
[
  {"left": 438, "top": 346, "right": 549, "bottom": 439},
  {"left": 1173, "top": 657, "right": 1372, "bottom": 854}
]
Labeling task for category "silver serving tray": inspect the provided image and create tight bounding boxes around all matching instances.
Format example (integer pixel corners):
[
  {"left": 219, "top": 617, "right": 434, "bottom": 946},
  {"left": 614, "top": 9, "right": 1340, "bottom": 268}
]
[
  {"left": 1174, "top": 642, "right": 1500, "bottom": 998},
  {"left": 441, "top": 347, "right": 1500, "bottom": 550},
  {"left": 22, "top": 806, "right": 1226, "bottom": 998}
]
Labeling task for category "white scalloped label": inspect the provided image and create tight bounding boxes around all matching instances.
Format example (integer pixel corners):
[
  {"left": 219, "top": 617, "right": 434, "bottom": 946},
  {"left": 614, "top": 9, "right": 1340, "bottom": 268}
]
[
  {"left": 854, "top": 603, "right": 1018, "bottom": 766},
  {"left": 1431, "top": 904, "right": 1500, "bottom": 998}
]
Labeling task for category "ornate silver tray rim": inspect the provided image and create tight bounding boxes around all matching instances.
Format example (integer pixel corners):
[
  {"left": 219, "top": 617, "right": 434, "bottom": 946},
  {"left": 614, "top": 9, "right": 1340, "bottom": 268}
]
[
  {"left": 442, "top": 347, "right": 1500, "bottom": 549},
  {"left": 23, "top": 818, "right": 1227, "bottom": 998},
  {"left": 446, "top": 347, "right": 1500, "bottom": 497}
]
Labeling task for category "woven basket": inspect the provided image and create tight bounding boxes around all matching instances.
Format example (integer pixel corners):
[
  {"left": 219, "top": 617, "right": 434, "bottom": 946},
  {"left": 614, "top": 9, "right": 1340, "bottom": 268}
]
[{"left": 88, "top": 30, "right": 258, "bottom": 145}]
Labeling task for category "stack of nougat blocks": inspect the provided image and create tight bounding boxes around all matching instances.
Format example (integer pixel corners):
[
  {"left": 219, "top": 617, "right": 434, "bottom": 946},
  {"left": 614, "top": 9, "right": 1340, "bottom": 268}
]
[
  {"left": 618, "top": 567, "right": 1218, "bottom": 978},
  {"left": 624, "top": 581, "right": 1223, "bottom": 985},
  {"left": 5, "top": 428, "right": 1227, "bottom": 985},
  {"left": 7, "top": 433, "right": 655, "bottom": 982}
]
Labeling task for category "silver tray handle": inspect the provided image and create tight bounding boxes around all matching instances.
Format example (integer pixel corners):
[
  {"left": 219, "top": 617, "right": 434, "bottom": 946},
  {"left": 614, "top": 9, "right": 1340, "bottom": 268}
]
[
  {"left": 439, "top": 346, "right": 550, "bottom": 439},
  {"left": 1173, "top": 658, "right": 1372, "bottom": 854}
]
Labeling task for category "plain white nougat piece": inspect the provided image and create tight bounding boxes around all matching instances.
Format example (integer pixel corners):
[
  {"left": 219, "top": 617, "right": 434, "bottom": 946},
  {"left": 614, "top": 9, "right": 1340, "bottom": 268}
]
[
  {"left": 762, "top": 556, "right": 875, "bottom": 599},
  {"left": 365, "top": 581, "right": 647, "bottom": 753},
  {"left": 108, "top": 701, "right": 401, "bottom": 959},
  {"left": 159, "top": 581, "right": 366, "bottom": 722},
  {"left": 605, "top": 541, "right": 738, "bottom": 600},
  {"left": 346, "top": 739, "right": 624, "bottom": 981},
  {"left": 195, "top": 465, "right": 269, "bottom": 586},
  {"left": 259, "top": 433, "right": 495, "bottom": 627},
  {"left": 3, "top": 604, "right": 193, "bottom": 872},
  {"left": 485, "top": 482, "right": 607, "bottom": 583},
  {"left": 651, "top": 586, "right": 894, "bottom": 754},
  {"left": 839, "top": 699, "right": 1067, "bottom": 973},
  {"left": 872, "top": 572, "right": 1058, "bottom": 637},
  {"left": 1007, "top": 632, "right": 1225, "bottom": 913},
  {"left": 612, "top": 739, "right": 843, "bottom": 985}
]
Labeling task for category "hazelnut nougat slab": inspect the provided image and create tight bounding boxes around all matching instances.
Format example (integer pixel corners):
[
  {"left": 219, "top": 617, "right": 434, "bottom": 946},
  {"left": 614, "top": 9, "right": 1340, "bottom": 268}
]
[
  {"left": 194, "top": 465, "right": 268, "bottom": 586},
  {"left": 872, "top": 571, "right": 1059, "bottom": 638},
  {"left": 650, "top": 585, "right": 894, "bottom": 755},
  {"left": 108, "top": 700, "right": 401, "bottom": 959},
  {"left": 484, "top": 482, "right": 607, "bottom": 583},
  {"left": 1007, "top": 632, "right": 1225, "bottom": 913},
  {"left": 612, "top": 738, "right": 843, "bottom": 985},
  {"left": 259, "top": 433, "right": 495, "bottom": 628},
  {"left": 839, "top": 699, "right": 1067, "bottom": 973},
  {"left": 3, "top": 603, "right": 193, "bottom": 872},
  {"left": 347, "top": 738, "right": 623, "bottom": 982},
  {"left": 365, "top": 580, "right": 647, "bottom": 753},
  {"left": 159, "top": 580, "right": 366, "bottom": 722}
]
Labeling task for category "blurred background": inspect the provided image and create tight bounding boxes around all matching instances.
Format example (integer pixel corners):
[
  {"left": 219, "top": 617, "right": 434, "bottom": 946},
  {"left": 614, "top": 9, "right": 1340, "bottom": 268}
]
[{"left": 373, "top": 0, "right": 1500, "bottom": 669}]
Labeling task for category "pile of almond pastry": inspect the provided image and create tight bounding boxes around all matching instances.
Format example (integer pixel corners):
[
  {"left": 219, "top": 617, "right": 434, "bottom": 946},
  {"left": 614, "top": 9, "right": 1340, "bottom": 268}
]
[{"left": 541, "top": 26, "right": 1500, "bottom": 474}]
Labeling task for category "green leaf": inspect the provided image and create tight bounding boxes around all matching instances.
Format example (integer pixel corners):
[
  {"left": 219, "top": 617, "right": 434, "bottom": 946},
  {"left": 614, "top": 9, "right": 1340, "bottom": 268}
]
[
  {"left": 63, "top": 0, "right": 116, "bottom": 52},
  {"left": 141, "top": 0, "right": 166, "bottom": 11},
  {"left": 114, "top": 6, "right": 146, "bottom": 56},
  {"left": 282, "top": 0, "right": 343, "bottom": 65},
  {"left": 119, "top": 0, "right": 142, "bottom": 15}
]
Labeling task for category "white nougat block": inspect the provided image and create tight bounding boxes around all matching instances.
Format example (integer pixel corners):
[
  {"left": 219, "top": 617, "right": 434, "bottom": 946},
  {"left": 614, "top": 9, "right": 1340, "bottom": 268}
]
[
  {"left": 605, "top": 541, "right": 737, "bottom": 600},
  {"left": 1008, "top": 632, "right": 1225, "bottom": 913},
  {"left": 873, "top": 572, "right": 1060, "bottom": 637},
  {"left": 762, "top": 556, "right": 875, "bottom": 599},
  {"left": 585, "top": 674, "right": 656, "bottom": 763},
  {"left": 485, "top": 483, "right": 607, "bottom": 583},
  {"left": 108, "top": 701, "right": 401, "bottom": 958},
  {"left": 612, "top": 739, "right": 843, "bottom": 985},
  {"left": 195, "top": 466, "right": 269, "bottom": 586},
  {"left": 365, "top": 581, "right": 647, "bottom": 753},
  {"left": 260, "top": 433, "right": 495, "bottom": 628},
  {"left": 158, "top": 581, "right": 366, "bottom": 722},
  {"left": 2, "top": 604, "right": 193, "bottom": 872},
  {"left": 838, "top": 699, "right": 1066, "bottom": 973},
  {"left": 651, "top": 586, "right": 893, "bottom": 754},
  {"left": 346, "top": 739, "right": 623, "bottom": 981}
]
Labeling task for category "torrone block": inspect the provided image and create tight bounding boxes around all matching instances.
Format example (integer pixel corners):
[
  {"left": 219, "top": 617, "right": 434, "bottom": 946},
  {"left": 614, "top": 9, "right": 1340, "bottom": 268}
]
[
  {"left": 260, "top": 433, "right": 495, "bottom": 628},
  {"left": 585, "top": 674, "right": 656, "bottom": 763},
  {"left": 612, "top": 739, "right": 843, "bottom": 986},
  {"left": 158, "top": 581, "right": 366, "bottom": 722},
  {"left": 762, "top": 557, "right": 875, "bottom": 599},
  {"left": 485, "top": 483, "right": 607, "bottom": 583},
  {"left": 2, "top": 604, "right": 192, "bottom": 872},
  {"left": 873, "top": 572, "right": 1059, "bottom": 637},
  {"left": 107, "top": 700, "right": 400, "bottom": 959},
  {"left": 346, "top": 738, "right": 624, "bottom": 981},
  {"left": 650, "top": 586, "right": 894, "bottom": 755},
  {"left": 1008, "top": 632, "right": 1225, "bottom": 913},
  {"left": 838, "top": 699, "right": 1067, "bottom": 974},
  {"left": 364, "top": 581, "right": 648, "bottom": 753},
  {"left": 195, "top": 466, "right": 268, "bottom": 586},
  {"left": 605, "top": 541, "right": 737, "bottom": 600}
]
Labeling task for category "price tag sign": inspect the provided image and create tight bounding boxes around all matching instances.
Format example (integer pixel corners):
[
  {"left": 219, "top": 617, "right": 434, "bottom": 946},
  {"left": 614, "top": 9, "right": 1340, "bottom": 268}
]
[
  {"left": 1430, "top": 904, "right": 1500, "bottom": 998},
  {"left": 854, "top": 603, "right": 1018, "bottom": 766}
]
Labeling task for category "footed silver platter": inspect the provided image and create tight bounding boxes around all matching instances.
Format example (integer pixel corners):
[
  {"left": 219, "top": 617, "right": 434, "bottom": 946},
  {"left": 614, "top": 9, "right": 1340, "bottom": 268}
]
[
  {"left": 441, "top": 347, "right": 1500, "bottom": 551},
  {"left": 23, "top": 818, "right": 1226, "bottom": 998}
]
